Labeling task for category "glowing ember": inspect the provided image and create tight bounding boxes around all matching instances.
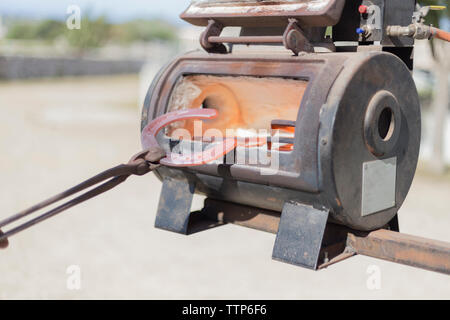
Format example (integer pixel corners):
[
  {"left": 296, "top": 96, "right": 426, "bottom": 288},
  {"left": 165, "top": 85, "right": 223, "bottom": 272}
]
[{"left": 166, "top": 75, "right": 307, "bottom": 147}]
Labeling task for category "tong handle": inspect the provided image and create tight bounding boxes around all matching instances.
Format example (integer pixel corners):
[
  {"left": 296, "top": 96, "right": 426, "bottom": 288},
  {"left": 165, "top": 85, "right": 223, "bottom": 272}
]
[{"left": 0, "top": 148, "right": 165, "bottom": 247}]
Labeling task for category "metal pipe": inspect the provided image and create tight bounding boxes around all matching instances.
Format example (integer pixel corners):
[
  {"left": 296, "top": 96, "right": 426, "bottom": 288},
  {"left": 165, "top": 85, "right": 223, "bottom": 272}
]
[
  {"left": 208, "top": 35, "right": 283, "bottom": 44},
  {"left": 201, "top": 198, "right": 450, "bottom": 274},
  {"left": 202, "top": 198, "right": 280, "bottom": 234},
  {"left": 386, "top": 23, "right": 450, "bottom": 42},
  {"left": 347, "top": 229, "right": 450, "bottom": 275},
  {"left": 431, "top": 27, "right": 450, "bottom": 42}
]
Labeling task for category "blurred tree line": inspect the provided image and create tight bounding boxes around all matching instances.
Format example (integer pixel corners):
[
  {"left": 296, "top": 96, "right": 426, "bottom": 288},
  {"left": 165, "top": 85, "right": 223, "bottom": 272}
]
[
  {"left": 420, "top": 0, "right": 449, "bottom": 28},
  {"left": 5, "top": 16, "right": 177, "bottom": 50}
]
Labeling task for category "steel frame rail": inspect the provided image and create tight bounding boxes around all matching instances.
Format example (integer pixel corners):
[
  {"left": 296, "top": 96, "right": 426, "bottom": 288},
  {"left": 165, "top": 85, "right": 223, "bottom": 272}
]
[{"left": 199, "top": 199, "right": 450, "bottom": 275}]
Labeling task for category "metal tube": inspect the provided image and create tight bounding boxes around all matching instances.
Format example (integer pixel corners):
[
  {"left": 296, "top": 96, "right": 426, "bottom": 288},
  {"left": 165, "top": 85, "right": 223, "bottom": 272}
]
[
  {"left": 347, "top": 229, "right": 450, "bottom": 275},
  {"left": 208, "top": 35, "right": 283, "bottom": 44},
  {"left": 202, "top": 198, "right": 280, "bottom": 234},
  {"left": 201, "top": 199, "right": 450, "bottom": 274}
]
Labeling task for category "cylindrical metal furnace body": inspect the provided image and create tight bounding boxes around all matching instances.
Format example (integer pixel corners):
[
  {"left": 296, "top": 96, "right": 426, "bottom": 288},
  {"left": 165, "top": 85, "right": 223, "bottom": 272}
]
[{"left": 141, "top": 50, "right": 420, "bottom": 231}]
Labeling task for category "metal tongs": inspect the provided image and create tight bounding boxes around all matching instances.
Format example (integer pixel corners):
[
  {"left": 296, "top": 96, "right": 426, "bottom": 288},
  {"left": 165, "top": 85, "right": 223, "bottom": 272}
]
[{"left": 0, "top": 108, "right": 262, "bottom": 248}]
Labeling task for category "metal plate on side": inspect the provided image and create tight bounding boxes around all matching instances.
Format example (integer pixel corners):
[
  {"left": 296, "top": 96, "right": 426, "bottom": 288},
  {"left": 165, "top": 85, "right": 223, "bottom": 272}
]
[
  {"left": 272, "top": 202, "right": 329, "bottom": 269},
  {"left": 154, "top": 177, "right": 195, "bottom": 234},
  {"left": 362, "top": 157, "right": 396, "bottom": 217}
]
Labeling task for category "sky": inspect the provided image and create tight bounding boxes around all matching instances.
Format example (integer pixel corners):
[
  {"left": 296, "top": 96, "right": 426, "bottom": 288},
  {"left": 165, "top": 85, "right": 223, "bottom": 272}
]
[
  {"left": 0, "top": 0, "right": 192, "bottom": 24},
  {"left": 0, "top": 1, "right": 448, "bottom": 29}
]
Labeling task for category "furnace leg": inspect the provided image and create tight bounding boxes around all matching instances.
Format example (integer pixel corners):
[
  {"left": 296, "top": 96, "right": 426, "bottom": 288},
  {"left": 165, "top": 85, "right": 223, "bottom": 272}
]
[
  {"left": 272, "top": 202, "right": 329, "bottom": 269},
  {"left": 154, "top": 177, "right": 195, "bottom": 234},
  {"left": 388, "top": 214, "right": 400, "bottom": 232}
]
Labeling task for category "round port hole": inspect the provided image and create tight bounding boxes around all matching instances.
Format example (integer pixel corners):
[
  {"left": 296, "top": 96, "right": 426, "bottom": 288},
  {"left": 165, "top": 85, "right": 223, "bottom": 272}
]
[{"left": 378, "top": 107, "right": 395, "bottom": 141}]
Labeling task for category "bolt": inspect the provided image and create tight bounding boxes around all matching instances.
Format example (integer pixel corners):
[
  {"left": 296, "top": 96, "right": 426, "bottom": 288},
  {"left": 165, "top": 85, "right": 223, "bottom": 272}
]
[{"left": 359, "top": 5, "right": 368, "bottom": 14}]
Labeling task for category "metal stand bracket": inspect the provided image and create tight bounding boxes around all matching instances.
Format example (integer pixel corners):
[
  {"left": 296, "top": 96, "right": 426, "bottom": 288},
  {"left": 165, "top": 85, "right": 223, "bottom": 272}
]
[
  {"left": 183, "top": 198, "right": 449, "bottom": 274},
  {"left": 272, "top": 202, "right": 329, "bottom": 269},
  {"left": 388, "top": 213, "right": 400, "bottom": 232},
  {"left": 154, "top": 177, "right": 195, "bottom": 234},
  {"left": 200, "top": 19, "right": 313, "bottom": 55},
  {"left": 282, "top": 19, "right": 314, "bottom": 55},
  {"left": 200, "top": 20, "right": 228, "bottom": 54}
]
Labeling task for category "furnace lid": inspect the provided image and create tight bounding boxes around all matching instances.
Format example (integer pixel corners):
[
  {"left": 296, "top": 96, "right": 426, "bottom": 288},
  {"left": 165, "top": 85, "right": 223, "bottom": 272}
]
[{"left": 181, "top": 0, "right": 345, "bottom": 27}]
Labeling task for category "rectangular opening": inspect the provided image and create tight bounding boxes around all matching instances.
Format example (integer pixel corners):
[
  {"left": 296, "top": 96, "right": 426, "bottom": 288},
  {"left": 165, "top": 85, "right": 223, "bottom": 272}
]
[{"left": 166, "top": 74, "right": 307, "bottom": 146}]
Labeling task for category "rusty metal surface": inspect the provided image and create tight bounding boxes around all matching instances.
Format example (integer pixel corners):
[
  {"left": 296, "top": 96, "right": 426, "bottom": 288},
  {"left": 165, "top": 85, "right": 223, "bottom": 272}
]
[
  {"left": 181, "top": 0, "right": 346, "bottom": 27},
  {"left": 282, "top": 18, "right": 314, "bottom": 54},
  {"left": 141, "top": 50, "right": 420, "bottom": 231},
  {"left": 141, "top": 51, "right": 347, "bottom": 195},
  {"left": 155, "top": 177, "right": 197, "bottom": 234},
  {"left": 199, "top": 198, "right": 450, "bottom": 274},
  {"left": 321, "top": 51, "right": 420, "bottom": 230},
  {"left": 0, "top": 148, "right": 166, "bottom": 245},
  {"left": 347, "top": 229, "right": 450, "bottom": 275},
  {"left": 202, "top": 18, "right": 313, "bottom": 55},
  {"left": 201, "top": 198, "right": 354, "bottom": 268},
  {"left": 272, "top": 202, "right": 329, "bottom": 269},
  {"left": 202, "top": 198, "right": 281, "bottom": 233},
  {"left": 209, "top": 35, "right": 283, "bottom": 44}
]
